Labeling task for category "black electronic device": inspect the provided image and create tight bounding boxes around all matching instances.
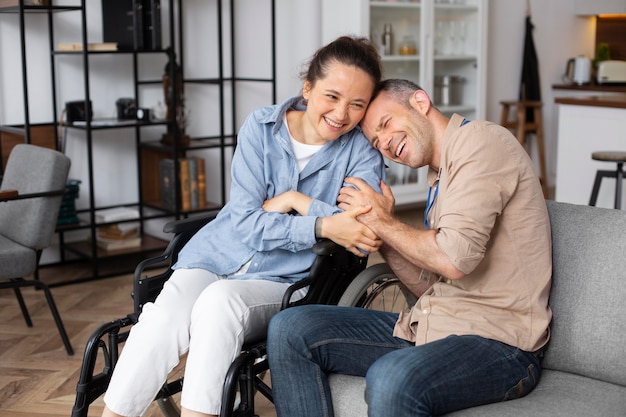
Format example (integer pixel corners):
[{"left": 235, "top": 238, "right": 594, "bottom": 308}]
[
  {"left": 65, "top": 100, "right": 93, "bottom": 123},
  {"left": 116, "top": 98, "right": 137, "bottom": 120},
  {"left": 136, "top": 108, "right": 151, "bottom": 121}
]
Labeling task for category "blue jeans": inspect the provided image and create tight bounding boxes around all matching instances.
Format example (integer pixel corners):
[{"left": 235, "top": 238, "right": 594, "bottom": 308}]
[{"left": 267, "top": 305, "right": 541, "bottom": 417}]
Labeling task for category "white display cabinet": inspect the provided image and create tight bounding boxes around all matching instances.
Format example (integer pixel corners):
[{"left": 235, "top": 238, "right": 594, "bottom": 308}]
[{"left": 322, "top": 0, "right": 488, "bottom": 206}]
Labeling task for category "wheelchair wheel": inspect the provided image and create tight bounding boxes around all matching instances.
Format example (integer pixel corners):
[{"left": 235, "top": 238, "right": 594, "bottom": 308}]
[{"left": 338, "top": 263, "right": 417, "bottom": 312}]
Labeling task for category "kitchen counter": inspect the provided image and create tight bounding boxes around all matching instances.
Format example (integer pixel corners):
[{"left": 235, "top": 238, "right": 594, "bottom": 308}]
[
  {"left": 554, "top": 96, "right": 626, "bottom": 208},
  {"left": 554, "top": 93, "right": 626, "bottom": 109},
  {"left": 552, "top": 83, "right": 626, "bottom": 93}
]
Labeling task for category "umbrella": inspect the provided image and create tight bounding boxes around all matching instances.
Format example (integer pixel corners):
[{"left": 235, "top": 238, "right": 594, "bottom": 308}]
[{"left": 519, "top": 0, "right": 541, "bottom": 122}]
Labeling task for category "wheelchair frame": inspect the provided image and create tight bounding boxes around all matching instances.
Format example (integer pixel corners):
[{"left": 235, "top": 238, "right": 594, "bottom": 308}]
[{"left": 71, "top": 211, "right": 369, "bottom": 417}]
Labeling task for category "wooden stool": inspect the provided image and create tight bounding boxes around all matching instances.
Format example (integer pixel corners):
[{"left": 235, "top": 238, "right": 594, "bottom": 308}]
[
  {"left": 500, "top": 100, "right": 548, "bottom": 197},
  {"left": 589, "top": 151, "right": 626, "bottom": 209}
]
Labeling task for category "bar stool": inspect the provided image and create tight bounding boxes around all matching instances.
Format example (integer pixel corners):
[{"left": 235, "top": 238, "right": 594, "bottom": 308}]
[
  {"left": 499, "top": 100, "right": 548, "bottom": 197},
  {"left": 589, "top": 151, "right": 626, "bottom": 209}
]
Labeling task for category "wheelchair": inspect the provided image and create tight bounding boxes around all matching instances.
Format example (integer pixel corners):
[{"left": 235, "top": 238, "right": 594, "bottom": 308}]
[{"left": 71, "top": 210, "right": 415, "bottom": 417}]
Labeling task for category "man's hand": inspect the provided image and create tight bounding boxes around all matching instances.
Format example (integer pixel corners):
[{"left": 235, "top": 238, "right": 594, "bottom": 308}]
[
  {"left": 337, "top": 177, "right": 395, "bottom": 233},
  {"left": 320, "top": 205, "right": 382, "bottom": 257}
]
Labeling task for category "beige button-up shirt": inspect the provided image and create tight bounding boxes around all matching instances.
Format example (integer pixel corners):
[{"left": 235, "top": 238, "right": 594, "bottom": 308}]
[{"left": 394, "top": 114, "right": 552, "bottom": 353}]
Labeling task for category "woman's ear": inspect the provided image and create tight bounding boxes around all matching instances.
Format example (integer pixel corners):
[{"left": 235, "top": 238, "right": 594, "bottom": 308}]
[
  {"left": 409, "top": 89, "right": 432, "bottom": 115},
  {"left": 302, "top": 80, "right": 312, "bottom": 100}
]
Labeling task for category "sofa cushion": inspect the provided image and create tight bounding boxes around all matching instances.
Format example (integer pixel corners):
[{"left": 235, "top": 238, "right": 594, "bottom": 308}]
[
  {"left": 330, "top": 374, "right": 367, "bottom": 417},
  {"left": 330, "top": 370, "right": 626, "bottom": 417},
  {"left": 543, "top": 201, "right": 626, "bottom": 386},
  {"left": 444, "top": 370, "right": 626, "bottom": 417}
]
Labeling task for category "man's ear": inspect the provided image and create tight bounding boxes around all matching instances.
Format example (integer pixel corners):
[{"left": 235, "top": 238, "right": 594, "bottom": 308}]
[{"left": 409, "top": 89, "right": 432, "bottom": 115}]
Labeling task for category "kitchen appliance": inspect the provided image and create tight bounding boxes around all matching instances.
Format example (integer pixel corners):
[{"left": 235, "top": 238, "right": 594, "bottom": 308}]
[
  {"left": 434, "top": 75, "right": 465, "bottom": 106},
  {"left": 563, "top": 56, "right": 591, "bottom": 85},
  {"left": 596, "top": 60, "right": 626, "bottom": 84}
]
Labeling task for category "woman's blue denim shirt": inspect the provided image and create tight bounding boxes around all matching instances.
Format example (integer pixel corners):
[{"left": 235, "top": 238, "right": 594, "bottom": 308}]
[{"left": 174, "top": 96, "right": 385, "bottom": 283}]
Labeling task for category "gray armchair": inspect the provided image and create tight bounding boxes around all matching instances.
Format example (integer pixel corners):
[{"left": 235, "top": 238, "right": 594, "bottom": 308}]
[{"left": 0, "top": 144, "right": 73, "bottom": 355}]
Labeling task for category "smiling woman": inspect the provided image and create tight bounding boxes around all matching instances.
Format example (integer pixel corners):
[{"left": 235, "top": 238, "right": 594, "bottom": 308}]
[{"left": 99, "top": 35, "right": 386, "bottom": 417}]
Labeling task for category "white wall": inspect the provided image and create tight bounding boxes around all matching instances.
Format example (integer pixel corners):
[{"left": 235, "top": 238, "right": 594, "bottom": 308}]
[
  {"left": 0, "top": 0, "right": 599, "bottom": 194},
  {"left": 486, "top": 0, "right": 595, "bottom": 188}
]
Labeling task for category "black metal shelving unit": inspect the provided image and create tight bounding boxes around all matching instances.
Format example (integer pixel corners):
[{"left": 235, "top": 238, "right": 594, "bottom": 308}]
[{"left": 0, "top": 0, "right": 277, "bottom": 285}]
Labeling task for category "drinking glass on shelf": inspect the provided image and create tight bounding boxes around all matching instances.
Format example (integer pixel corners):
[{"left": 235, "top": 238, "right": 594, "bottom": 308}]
[
  {"left": 456, "top": 20, "right": 466, "bottom": 55},
  {"left": 447, "top": 21, "right": 456, "bottom": 55},
  {"left": 435, "top": 21, "right": 445, "bottom": 55}
]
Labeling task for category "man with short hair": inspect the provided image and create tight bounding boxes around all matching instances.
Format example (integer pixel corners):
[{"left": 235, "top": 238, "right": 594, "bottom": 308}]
[{"left": 267, "top": 78, "right": 552, "bottom": 417}]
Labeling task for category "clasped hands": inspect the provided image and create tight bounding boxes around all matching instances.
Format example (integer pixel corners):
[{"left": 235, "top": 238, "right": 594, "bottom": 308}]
[{"left": 262, "top": 177, "right": 395, "bottom": 257}]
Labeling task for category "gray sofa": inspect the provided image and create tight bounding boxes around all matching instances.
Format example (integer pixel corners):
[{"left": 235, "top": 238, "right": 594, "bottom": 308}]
[{"left": 330, "top": 200, "right": 626, "bottom": 417}]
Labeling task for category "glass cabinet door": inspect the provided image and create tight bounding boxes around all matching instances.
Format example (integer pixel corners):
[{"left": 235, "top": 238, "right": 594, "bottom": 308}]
[{"left": 321, "top": 0, "right": 487, "bottom": 205}]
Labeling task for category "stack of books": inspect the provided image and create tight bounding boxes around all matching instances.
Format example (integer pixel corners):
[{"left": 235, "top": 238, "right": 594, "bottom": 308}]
[
  {"left": 159, "top": 157, "right": 207, "bottom": 212},
  {"left": 96, "top": 222, "right": 141, "bottom": 251},
  {"left": 94, "top": 207, "right": 141, "bottom": 251}
]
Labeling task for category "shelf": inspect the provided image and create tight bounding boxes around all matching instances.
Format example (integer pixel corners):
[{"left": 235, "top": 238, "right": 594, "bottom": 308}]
[
  {"left": 382, "top": 55, "right": 420, "bottom": 62},
  {"left": 63, "top": 119, "right": 168, "bottom": 130},
  {"left": 64, "top": 234, "right": 169, "bottom": 260},
  {"left": 0, "top": 4, "right": 81, "bottom": 13},
  {"left": 434, "top": 3, "right": 479, "bottom": 12},
  {"left": 52, "top": 48, "right": 169, "bottom": 55},
  {"left": 139, "top": 136, "right": 237, "bottom": 152},
  {"left": 142, "top": 199, "right": 222, "bottom": 214},
  {"left": 371, "top": 1, "right": 421, "bottom": 9},
  {"left": 434, "top": 54, "right": 477, "bottom": 61}
]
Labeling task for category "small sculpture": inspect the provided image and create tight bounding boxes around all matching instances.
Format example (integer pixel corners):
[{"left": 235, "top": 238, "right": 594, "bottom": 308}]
[{"left": 161, "top": 53, "right": 190, "bottom": 146}]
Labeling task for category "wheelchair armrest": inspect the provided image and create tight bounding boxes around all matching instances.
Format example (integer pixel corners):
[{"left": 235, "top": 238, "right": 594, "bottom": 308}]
[
  {"left": 311, "top": 238, "right": 344, "bottom": 256},
  {"left": 281, "top": 239, "right": 367, "bottom": 310},
  {"left": 281, "top": 277, "right": 314, "bottom": 310},
  {"left": 133, "top": 209, "right": 221, "bottom": 302},
  {"left": 162, "top": 209, "right": 221, "bottom": 235}
]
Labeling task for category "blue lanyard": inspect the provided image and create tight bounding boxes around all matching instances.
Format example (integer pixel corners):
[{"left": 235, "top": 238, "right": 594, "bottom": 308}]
[
  {"left": 423, "top": 119, "right": 470, "bottom": 230},
  {"left": 423, "top": 182, "right": 438, "bottom": 229}
]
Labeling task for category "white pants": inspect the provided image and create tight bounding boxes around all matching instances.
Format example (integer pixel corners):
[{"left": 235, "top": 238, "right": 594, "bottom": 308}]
[{"left": 103, "top": 268, "right": 305, "bottom": 416}]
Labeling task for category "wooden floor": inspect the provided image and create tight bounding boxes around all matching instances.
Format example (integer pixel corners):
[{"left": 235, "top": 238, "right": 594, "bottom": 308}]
[
  {"left": 0, "top": 268, "right": 279, "bottom": 417},
  {"left": 0, "top": 207, "right": 423, "bottom": 417}
]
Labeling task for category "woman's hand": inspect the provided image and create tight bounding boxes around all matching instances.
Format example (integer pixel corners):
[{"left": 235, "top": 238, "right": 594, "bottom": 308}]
[
  {"left": 263, "top": 190, "right": 312, "bottom": 215},
  {"left": 319, "top": 206, "right": 382, "bottom": 257}
]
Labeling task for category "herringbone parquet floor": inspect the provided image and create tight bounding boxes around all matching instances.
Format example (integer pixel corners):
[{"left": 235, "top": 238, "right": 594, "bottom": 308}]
[{"left": 0, "top": 269, "right": 276, "bottom": 417}]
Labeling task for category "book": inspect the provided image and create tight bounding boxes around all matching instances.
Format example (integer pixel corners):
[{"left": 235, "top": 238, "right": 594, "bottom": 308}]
[
  {"left": 179, "top": 158, "right": 191, "bottom": 212},
  {"left": 196, "top": 157, "right": 207, "bottom": 208},
  {"left": 57, "top": 42, "right": 118, "bottom": 52},
  {"left": 96, "top": 235, "right": 142, "bottom": 251},
  {"left": 97, "top": 223, "right": 139, "bottom": 240},
  {"left": 0, "top": 0, "right": 48, "bottom": 7},
  {"left": 102, "top": 0, "right": 144, "bottom": 51},
  {"left": 188, "top": 157, "right": 199, "bottom": 209},
  {"left": 95, "top": 207, "right": 139, "bottom": 223},
  {"left": 159, "top": 158, "right": 177, "bottom": 211}
]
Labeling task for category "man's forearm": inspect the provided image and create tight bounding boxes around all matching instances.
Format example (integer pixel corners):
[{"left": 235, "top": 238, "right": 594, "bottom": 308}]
[
  {"left": 380, "top": 244, "right": 434, "bottom": 298},
  {"left": 371, "top": 217, "right": 464, "bottom": 281}
]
